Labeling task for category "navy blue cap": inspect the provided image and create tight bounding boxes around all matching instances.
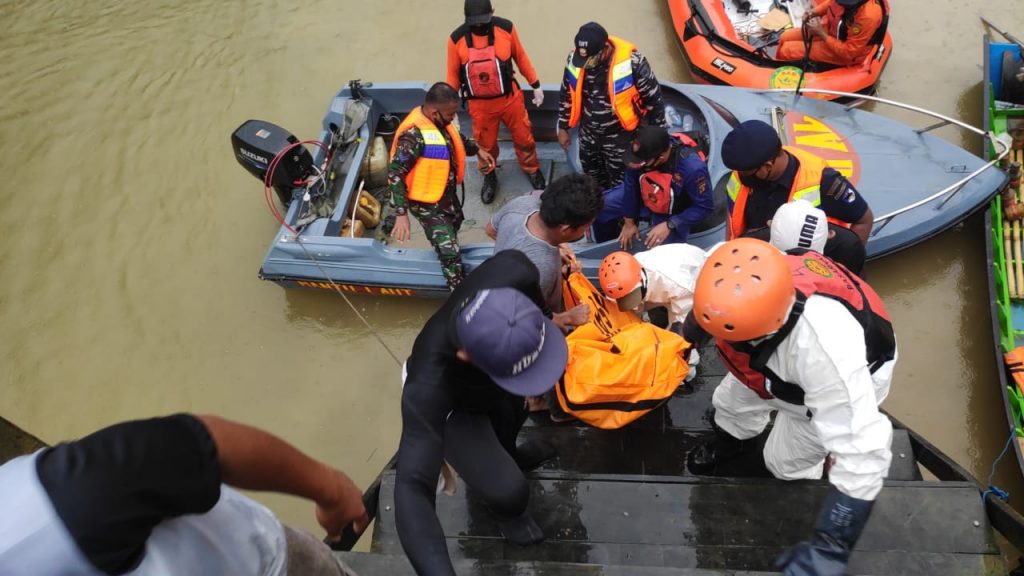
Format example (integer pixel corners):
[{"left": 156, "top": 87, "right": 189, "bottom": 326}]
[
  {"left": 624, "top": 125, "right": 672, "bottom": 165},
  {"left": 572, "top": 22, "right": 609, "bottom": 67},
  {"left": 465, "top": 0, "right": 493, "bottom": 24},
  {"left": 720, "top": 120, "right": 782, "bottom": 171},
  {"left": 835, "top": 0, "right": 865, "bottom": 6},
  {"left": 455, "top": 288, "right": 568, "bottom": 396}
]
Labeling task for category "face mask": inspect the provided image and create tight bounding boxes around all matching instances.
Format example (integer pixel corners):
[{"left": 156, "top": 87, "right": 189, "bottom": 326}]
[
  {"left": 738, "top": 172, "right": 770, "bottom": 188},
  {"left": 431, "top": 110, "right": 453, "bottom": 127},
  {"left": 470, "top": 24, "right": 490, "bottom": 35}
]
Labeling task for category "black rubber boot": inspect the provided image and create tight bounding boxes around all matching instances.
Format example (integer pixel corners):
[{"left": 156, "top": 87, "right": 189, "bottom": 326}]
[
  {"left": 528, "top": 169, "right": 546, "bottom": 190},
  {"left": 687, "top": 423, "right": 771, "bottom": 477},
  {"left": 497, "top": 510, "right": 545, "bottom": 546},
  {"left": 481, "top": 172, "right": 498, "bottom": 204}
]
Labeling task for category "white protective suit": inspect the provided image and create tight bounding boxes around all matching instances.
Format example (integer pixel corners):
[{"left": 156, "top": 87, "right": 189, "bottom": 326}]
[
  {"left": 634, "top": 243, "right": 709, "bottom": 326},
  {"left": 712, "top": 295, "right": 897, "bottom": 501},
  {"left": 634, "top": 243, "right": 709, "bottom": 376}
]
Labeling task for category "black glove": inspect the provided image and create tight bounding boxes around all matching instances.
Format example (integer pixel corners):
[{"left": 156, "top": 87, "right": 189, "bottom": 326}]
[
  {"left": 776, "top": 487, "right": 875, "bottom": 576},
  {"left": 681, "top": 311, "right": 711, "bottom": 348}
]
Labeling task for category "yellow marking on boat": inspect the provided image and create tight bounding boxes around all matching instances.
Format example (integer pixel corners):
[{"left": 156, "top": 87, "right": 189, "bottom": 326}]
[
  {"left": 792, "top": 116, "right": 849, "bottom": 153},
  {"left": 295, "top": 280, "right": 415, "bottom": 296}
]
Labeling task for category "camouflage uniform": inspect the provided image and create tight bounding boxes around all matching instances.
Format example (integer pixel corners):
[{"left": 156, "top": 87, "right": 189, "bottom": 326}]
[
  {"left": 386, "top": 125, "right": 479, "bottom": 291},
  {"left": 558, "top": 50, "right": 666, "bottom": 190}
]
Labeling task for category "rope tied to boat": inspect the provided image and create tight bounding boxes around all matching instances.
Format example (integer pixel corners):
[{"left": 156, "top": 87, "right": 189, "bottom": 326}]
[{"left": 981, "top": 428, "right": 1015, "bottom": 503}]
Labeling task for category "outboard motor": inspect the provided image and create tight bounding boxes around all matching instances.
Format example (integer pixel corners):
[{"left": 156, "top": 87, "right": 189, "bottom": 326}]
[{"left": 231, "top": 119, "right": 314, "bottom": 206}]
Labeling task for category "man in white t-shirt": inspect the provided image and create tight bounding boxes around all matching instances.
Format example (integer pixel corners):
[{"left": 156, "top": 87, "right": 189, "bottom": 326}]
[{"left": 0, "top": 414, "right": 367, "bottom": 576}]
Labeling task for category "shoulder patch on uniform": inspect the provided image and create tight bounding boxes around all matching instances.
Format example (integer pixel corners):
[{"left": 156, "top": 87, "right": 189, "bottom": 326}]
[
  {"left": 696, "top": 174, "right": 709, "bottom": 195},
  {"left": 850, "top": 24, "right": 863, "bottom": 35}
]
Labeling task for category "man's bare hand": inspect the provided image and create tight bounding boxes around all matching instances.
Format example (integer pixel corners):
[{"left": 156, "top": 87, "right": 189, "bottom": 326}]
[
  {"left": 618, "top": 219, "right": 641, "bottom": 250},
  {"left": 391, "top": 214, "right": 411, "bottom": 242},
  {"left": 477, "top": 150, "right": 496, "bottom": 174},
  {"left": 316, "top": 468, "right": 369, "bottom": 541},
  {"left": 553, "top": 303, "right": 590, "bottom": 331},
  {"left": 558, "top": 129, "right": 572, "bottom": 150}
]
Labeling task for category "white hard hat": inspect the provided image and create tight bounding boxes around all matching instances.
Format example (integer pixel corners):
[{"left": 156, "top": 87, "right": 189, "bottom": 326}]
[{"left": 770, "top": 199, "right": 828, "bottom": 253}]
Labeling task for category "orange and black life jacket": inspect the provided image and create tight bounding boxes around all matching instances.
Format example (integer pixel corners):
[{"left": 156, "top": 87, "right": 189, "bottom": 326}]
[
  {"left": 451, "top": 22, "right": 515, "bottom": 99},
  {"left": 828, "top": 0, "right": 889, "bottom": 45},
  {"left": 638, "top": 133, "right": 706, "bottom": 216},
  {"left": 725, "top": 146, "right": 850, "bottom": 239},
  {"left": 389, "top": 106, "right": 466, "bottom": 204},
  {"left": 564, "top": 36, "right": 644, "bottom": 131},
  {"left": 717, "top": 250, "right": 895, "bottom": 405}
]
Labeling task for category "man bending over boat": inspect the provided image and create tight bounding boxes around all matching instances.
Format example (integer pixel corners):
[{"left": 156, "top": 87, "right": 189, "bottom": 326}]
[
  {"left": 777, "top": 0, "right": 889, "bottom": 67},
  {"left": 396, "top": 250, "right": 568, "bottom": 575},
  {"left": 558, "top": 22, "right": 665, "bottom": 190},
  {"left": 485, "top": 173, "right": 602, "bottom": 329},
  {"left": 592, "top": 125, "right": 714, "bottom": 249},
  {"left": 0, "top": 413, "right": 368, "bottom": 575},
  {"left": 685, "top": 238, "right": 897, "bottom": 576},
  {"left": 721, "top": 119, "right": 871, "bottom": 276},
  {"left": 386, "top": 82, "right": 496, "bottom": 291}
]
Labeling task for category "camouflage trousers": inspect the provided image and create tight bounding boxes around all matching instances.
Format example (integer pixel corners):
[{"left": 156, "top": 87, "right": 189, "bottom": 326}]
[
  {"left": 579, "top": 127, "right": 633, "bottom": 191},
  {"left": 409, "top": 189, "right": 466, "bottom": 291}
]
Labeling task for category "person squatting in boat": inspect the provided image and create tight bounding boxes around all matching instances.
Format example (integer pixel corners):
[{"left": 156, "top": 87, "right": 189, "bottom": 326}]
[
  {"left": 592, "top": 125, "right": 714, "bottom": 250},
  {"left": 385, "top": 82, "right": 496, "bottom": 291},
  {"left": 777, "top": 0, "right": 889, "bottom": 67},
  {"left": 721, "top": 119, "right": 871, "bottom": 276}
]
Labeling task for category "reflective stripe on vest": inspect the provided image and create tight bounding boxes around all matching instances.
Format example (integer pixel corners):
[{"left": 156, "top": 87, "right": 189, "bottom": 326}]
[
  {"left": 389, "top": 106, "right": 466, "bottom": 204},
  {"left": 727, "top": 146, "right": 850, "bottom": 239},
  {"left": 717, "top": 250, "right": 896, "bottom": 405},
  {"left": 564, "top": 36, "right": 642, "bottom": 131}
]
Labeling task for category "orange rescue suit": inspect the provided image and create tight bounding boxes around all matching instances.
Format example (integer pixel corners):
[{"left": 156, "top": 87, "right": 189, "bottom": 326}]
[
  {"left": 777, "top": 0, "right": 886, "bottom": 66},
  {"left": 564, "top": 36, "right": 644, "bottom": 131},
  {"left": 725, "top": 146, "right": 849, "bottom": 239},
  {"left": 446, "top": 18, "right": 540, "bottom": 173},
  {"left": 389, "top": 107, "right": 466, "bottom": 204}
]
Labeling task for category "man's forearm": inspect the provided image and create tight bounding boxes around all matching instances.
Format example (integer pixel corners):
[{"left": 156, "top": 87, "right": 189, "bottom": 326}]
[{"left": 197, "top": 415, "right": 335, "bottom": 504}]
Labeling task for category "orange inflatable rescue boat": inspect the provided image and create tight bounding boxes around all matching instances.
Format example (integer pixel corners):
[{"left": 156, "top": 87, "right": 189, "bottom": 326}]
[{"left": 667, "top": 0, "right": 892, "bottom": 99}]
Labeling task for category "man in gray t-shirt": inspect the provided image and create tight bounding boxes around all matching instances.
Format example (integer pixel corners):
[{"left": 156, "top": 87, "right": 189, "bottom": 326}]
[{"left": 487, "top": 173, "right": 603, "bottom": 330}]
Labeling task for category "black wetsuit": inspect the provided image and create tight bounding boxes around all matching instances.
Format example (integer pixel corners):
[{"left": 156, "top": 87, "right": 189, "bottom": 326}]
[{"left": 395, "top": 250, "right": 552, "bottom": 576}]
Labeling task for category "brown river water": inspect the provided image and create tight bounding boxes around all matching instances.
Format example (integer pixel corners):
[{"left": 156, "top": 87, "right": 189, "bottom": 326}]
[{"left": 2, "top": 0, "right": 1024, "bottom": 543}]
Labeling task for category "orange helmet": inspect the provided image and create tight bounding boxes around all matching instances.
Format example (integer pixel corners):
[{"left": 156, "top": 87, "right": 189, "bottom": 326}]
[
  {"left": 693, "top": 238, "right": 795, "bottom": 341},
  {"left": 599, "top": 251, "right": 646, "bottom": 310}
]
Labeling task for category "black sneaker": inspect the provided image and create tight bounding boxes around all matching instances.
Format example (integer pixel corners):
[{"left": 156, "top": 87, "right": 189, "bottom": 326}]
[
  {"left": 481, "top": 172, "right": 498, "bottom": 204},
  {"left": 528, "top": 169, "right": 546, "bottom": 190}
]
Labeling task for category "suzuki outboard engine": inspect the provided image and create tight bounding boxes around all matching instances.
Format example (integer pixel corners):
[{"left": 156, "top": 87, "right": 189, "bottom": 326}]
[{"left": 231, "top": 119, "right": 314, "bottom": 206}]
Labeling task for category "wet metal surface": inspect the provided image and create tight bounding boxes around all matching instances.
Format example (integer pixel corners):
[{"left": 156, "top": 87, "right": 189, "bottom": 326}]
[{"left": 1, "top": 0, "right": 1024, "bottom": 539}]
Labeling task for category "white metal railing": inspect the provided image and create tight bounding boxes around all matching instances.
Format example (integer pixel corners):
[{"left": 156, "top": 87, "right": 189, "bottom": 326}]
[{"left": 760, "top": 88, "right": 1012, "bottom": 236}]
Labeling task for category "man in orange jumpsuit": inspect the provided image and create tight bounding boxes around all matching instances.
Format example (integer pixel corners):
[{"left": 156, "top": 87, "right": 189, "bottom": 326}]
[
  {"left": 776, "top": 0, "right": 888, "bottom": 67},
  {"left": 447, "top": 0, "right": 546, "bottom": 204}
]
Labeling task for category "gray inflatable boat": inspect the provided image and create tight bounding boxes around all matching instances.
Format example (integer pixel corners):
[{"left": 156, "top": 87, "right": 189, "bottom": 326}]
[{"left": 232, "top": 80, "right": 1007, "bottom": 297}]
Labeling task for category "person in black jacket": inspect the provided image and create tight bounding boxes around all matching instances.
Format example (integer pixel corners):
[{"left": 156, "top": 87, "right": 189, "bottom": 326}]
[{"left": 395, "top": 250, "right": 569, "bottom": 575}]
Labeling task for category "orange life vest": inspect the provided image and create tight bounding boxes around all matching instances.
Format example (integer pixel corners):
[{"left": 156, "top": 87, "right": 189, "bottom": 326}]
[
  {"left": 725, "top": 146, "right": 849, "bottom": 239},
  {"left": 389, "top": 106, "right": 466, "bottom": 204},
  {"left": 556, "top": 271, "right": 689, "bottom": 429},
  {"left": 564, "top": 36, "right": 643, "bottom": 131},
  {"left": 638, "top": 133, "right": 706, "bottom": 215},
  {"left": 452, "top": 25, "right": 515, "bottom": 99},
  {"left": 717, "top": 250, "right": 895, "bottom": 405}
]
